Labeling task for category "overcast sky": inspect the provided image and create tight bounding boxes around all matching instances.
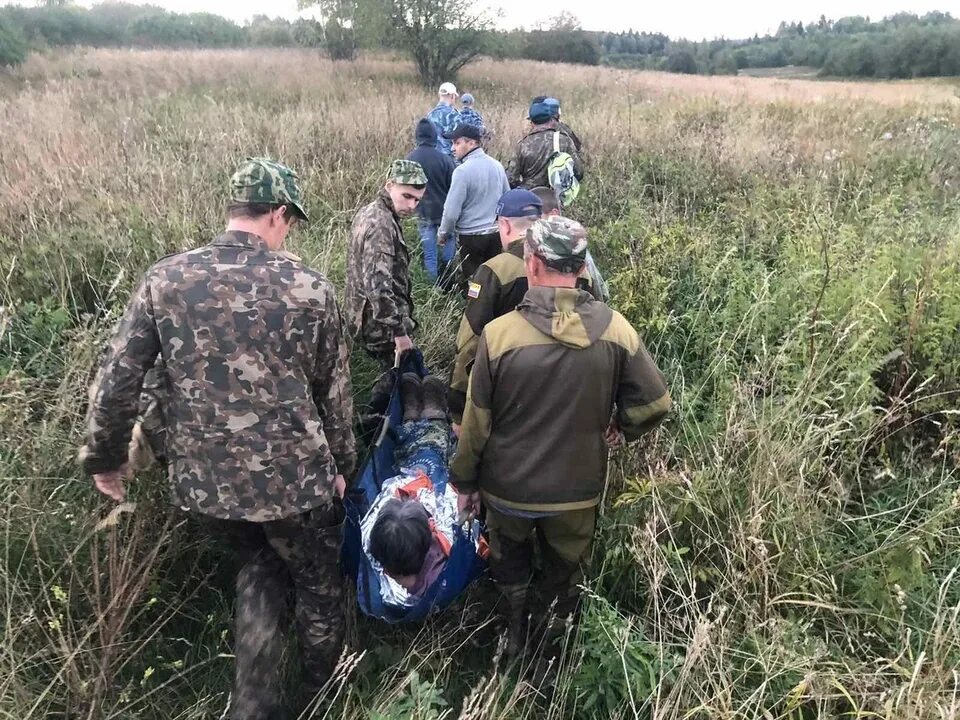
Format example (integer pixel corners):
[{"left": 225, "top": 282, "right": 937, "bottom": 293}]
[{"left": 68, "top": 0, "right": 960, "bottom": 40}]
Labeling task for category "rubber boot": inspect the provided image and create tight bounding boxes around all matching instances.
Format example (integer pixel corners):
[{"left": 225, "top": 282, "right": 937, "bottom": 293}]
[
  {"left": 421, "top": 376, "right": 449, "bottom": 421},
  {"left": 400, "top": 373, "right": 423, "bottom": 423}
]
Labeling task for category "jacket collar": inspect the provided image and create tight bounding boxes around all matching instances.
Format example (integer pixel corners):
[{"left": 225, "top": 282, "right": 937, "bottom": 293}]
[
  {"left": 460, "top": 146, "right": 485, "bottom": 163},
  {"left": 506, "top": 237, "right": 525, "bottom": 257},
  {"left": 211, "top": 230, "right": 270, "bottom": 251},
  {"left": 377, "top": 188, "right": 400, "bottom": 219}
]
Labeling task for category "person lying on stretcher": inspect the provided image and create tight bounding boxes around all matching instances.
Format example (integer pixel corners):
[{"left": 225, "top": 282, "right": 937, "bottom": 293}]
[{"left": 360, "top": 373, "right": 485, "bottom": 608}]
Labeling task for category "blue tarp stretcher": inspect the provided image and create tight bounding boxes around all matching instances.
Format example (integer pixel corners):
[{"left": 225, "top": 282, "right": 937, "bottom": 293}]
[{"left": 341, "top": 351, "right": 487, "bottom": 623}]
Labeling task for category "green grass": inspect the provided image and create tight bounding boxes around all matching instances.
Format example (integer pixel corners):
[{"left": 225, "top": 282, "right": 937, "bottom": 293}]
[{"left": 0, "top": 47, "right": 958, "bottom": 719}]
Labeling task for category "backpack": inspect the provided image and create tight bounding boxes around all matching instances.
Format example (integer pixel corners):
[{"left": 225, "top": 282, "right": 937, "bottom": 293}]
[{"left": 547, "top": 131, "right": 580, "bottom": 208}]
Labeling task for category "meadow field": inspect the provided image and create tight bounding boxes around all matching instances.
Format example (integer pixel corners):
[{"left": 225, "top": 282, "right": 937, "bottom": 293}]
[{"left": 0, "top": 48, "right": 959, "bottom": 719}]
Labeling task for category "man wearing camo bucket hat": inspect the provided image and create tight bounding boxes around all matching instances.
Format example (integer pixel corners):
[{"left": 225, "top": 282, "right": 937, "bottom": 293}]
[
  {"left": 451, "top": 216, "right": 671, "bottom": 681},
  {"left": 80, "top": 157, "right": 356, "bottom": 718},
  {"left": 345, "top": 159, "right": 428, "bottom": 369}
]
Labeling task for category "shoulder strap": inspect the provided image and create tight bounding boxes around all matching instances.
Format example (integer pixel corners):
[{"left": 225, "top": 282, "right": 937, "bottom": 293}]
[{"left": 553, "top": 130, "right": 560, "bottom": 154}]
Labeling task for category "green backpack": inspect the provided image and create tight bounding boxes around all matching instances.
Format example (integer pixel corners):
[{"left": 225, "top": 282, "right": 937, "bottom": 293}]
[{"left": 547, "top": 131, "right": 580, "bottom": 208}]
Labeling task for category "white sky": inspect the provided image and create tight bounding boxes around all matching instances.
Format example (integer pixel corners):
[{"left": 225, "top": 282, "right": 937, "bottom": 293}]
[{"left": 66, "top": 0, "right": 960, "bottom": 40}]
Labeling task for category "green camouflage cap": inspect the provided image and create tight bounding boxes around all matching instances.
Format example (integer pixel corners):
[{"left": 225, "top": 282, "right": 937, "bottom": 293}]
[
  {"left": 525, "top": 216, "right": 588, "bottom": 274},
  {"left": 230, "top": 157, "right": 308, "bottom": 221},
  {"left": 386, "top": 159, "right": 428, "bottom": 186}
]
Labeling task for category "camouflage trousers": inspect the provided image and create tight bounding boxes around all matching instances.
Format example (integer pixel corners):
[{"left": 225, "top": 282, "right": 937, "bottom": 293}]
[
  {"left": 485, "top": 506, "right": 597, "bottom": 660},
  {"left": 204, "top": 501, "right": 346, "bottom": 720}
]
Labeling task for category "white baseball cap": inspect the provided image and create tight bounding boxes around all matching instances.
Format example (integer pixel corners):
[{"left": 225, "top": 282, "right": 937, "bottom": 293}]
[{"left": 438, "top": 82, "right": 458, "bottom": 96}]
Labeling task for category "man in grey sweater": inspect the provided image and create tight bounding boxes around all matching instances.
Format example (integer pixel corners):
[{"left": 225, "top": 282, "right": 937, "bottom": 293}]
[{"left": 439, "top": 124, "right": 511, "bottom": 294}]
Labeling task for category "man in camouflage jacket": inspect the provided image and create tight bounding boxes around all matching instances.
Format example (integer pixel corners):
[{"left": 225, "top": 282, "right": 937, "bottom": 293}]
[
  {"left": 345, "top": 159, "right": 427, "bottom": 369},
  {"left": 507, "top": 101, "right": 585, "bottom": 190},
  {"left": 80, "top": 158, "right": 355, "bottom": 719}
]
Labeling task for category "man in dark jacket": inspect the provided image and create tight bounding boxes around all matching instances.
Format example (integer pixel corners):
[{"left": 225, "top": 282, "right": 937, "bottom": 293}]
[
  {"left": 407, "top": 118, "right": 457, "bottom": 286},
  {"left": 508, "top": 101, "right": 584, "bottom": 190},
  {"left": 451, "top": 217, "right": 670, "bottom": 671}
]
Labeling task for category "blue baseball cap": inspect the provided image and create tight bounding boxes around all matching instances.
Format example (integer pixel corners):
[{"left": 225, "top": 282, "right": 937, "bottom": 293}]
[
  {"left": 528, "top": 101, "right": 553, "bottom": 124},
  {"left": 461, "top": 93, "right": 475, "bottom": 105},
  {"left": 496, "top": 189, "right": 543, "bottom": 219},
  {"left": 543, "top": 97, "right": 561, "bottom": 118}
]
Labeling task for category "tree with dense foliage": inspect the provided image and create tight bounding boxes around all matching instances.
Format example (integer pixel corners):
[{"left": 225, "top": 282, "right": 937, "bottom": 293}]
[{"left": 0, "top": 15, "right": 27, "bottom": 67}]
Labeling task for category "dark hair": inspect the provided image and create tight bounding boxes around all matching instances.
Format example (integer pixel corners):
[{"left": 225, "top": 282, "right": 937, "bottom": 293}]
[
  {"left": 226, "top": 203, "right": 295, "bottom": 220},
  {"left": 369, "top": 498, "right": 431, "bottom": 577},
  {"left": 531, "top": 95, "right": 548, "bottom": 104},
  {"left": 531, "top": 186, "right": 561, "bottom": 214}
]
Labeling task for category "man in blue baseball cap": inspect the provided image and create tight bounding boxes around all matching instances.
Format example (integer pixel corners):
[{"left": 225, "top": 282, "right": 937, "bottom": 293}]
[
  {"left": 507, "top": 100, "right": 584, "bottom": 189},
  {"left": 448, "top": 188, "right": 543, "bottom": 429}
]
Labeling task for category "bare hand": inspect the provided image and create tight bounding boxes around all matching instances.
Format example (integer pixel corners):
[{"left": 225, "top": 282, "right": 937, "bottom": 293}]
[
  {"left": 456, "top": 490, "right": 480, "bottom": 522},
  {"left": 94, "top": 465, "right": 129, "bottom": 502},
  {"left": 452, "top": 423, "right": 461, "bottom": 438},
  {"left": 333, "top": 474, "right": 346, "bottom": 499},
  {"left": 394, "top": 335, "right": 414, "bottom": 354},
  {"left": 604, "top": 421, "right": 625, "bottom": 450}
]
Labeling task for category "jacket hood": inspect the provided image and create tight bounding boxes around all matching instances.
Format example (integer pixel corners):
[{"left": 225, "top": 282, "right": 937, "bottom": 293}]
[
  {"left": 517, "top": 286, "right": 612, "bottom": 349},
  {"left": 416, "top": 118, "right": 437, "bottom": 146}
]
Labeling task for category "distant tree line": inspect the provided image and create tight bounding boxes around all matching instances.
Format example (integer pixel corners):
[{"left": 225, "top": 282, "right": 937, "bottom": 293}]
[
  {"left": 595, "top": 12, "right": 960, "bottom": 78},
  {"left": 2, "top": 4, "right": 960, "bottom": 82},
  {"left": 0, "top": 3, "right": 325, "bottom": 67}
]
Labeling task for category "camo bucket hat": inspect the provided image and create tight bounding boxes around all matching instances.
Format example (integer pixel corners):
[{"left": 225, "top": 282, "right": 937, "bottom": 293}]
[
  {"left": 386, "top": 159, "right": 428, "bottom": 186},
  {"left": 230, "top": 157, "right": 308, "bottom": 221},
  {"left": 525, "top": 216, "right": 588, "bottom": 274}
]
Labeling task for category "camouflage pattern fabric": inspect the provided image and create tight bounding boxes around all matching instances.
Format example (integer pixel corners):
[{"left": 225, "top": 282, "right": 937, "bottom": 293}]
[
  {"left": 205, "top": 501, "right": 345, "bottom": 718},
  {"left": 127, "top": 357, "right": 168, "bottom": 470},
  {"left": 387, "top": 159, "right": 428, "bottom": 186},
  {"left": 458, "top": 107, "right": 484, "bottom": 131},
  {"left": 80, "top": 230, "right": 356, "bottom": 522},
  {"left": 428, "top": 102, "right": 461, "bottom": 156},
  {"left": 394, "top": 419, "right": 451, "bottom": 482},
  {"left": 525, "top": 216, "right": 588, "bottom": 274},
  {"left": 507, "top": 127, "right": 584, "bottom": 190},
  {"left": 557, "top": 120, "right": 584, "bottom": 154},
  {"left": 230, "top": 157, "right": 309, "bottom": 221},
  {"left": 344, "top": 190, "right": 416, "bottom": 360}
]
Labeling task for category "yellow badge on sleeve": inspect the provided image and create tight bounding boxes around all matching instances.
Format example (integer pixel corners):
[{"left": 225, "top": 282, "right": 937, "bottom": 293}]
[{"left": 467, "top": 282, "right": 481, "bottom": 299}]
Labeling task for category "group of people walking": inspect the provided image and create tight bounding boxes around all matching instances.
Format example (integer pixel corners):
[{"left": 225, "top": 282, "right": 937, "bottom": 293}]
[
  {"left": 79, "top": 85, "right": 670, "bottom": 719},
  {"left": 404, "top": 82, "right": 587, "bottom": 294}
]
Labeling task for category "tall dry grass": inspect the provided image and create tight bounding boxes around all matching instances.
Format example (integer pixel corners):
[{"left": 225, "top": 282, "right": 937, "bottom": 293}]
[{"left": 1, "top": 48, "right": 959, "bottom": 719}]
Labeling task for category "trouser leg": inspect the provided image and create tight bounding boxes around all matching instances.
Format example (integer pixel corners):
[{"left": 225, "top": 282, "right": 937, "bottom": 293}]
[
  {"left": 417, "top": 220, "right": 439, "bottom": 282},
  {"left": 263, "top": 502, "right": 346, "bottom": 698},
  {"left": 458, "top": 232, "right": 500, "bottom": 295},
  {"left": 532, "top": 508, "right": 597, "bottom": 660},
  {"left": 437, "top": 232, "right": 458, "bottom": 292},
  {"left": 485, "top": 508, "right": 535, "bottom": 659},
  {"left": 227, "top": 525, "right": 289, "bottom": 720}
]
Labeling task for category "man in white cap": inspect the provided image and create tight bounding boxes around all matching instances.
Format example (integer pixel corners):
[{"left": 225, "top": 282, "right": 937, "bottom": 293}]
[{"left": 428, "top": 82, "right": 461, "bottom": 158}]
